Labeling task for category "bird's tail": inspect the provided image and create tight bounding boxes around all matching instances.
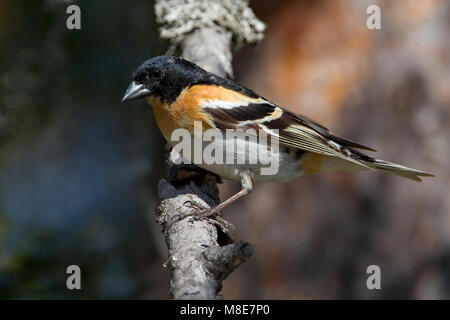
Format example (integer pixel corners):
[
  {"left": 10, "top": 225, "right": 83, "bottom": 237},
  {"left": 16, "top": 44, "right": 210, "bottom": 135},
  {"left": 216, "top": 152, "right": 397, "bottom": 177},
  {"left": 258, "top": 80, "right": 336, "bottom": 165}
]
[
  {"left": 318, "top": 139, "right": 434, "bottom": 182},
  {"left": 363, "top": 158, "right": 434, "bottom": 182}
]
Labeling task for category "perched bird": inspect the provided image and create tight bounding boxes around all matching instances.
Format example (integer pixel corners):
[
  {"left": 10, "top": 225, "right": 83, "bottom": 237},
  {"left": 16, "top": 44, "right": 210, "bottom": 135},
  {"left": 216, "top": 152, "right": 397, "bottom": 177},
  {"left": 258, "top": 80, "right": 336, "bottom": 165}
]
[{"left": 122, "top": 56, "right": 433, "bottom": 216}]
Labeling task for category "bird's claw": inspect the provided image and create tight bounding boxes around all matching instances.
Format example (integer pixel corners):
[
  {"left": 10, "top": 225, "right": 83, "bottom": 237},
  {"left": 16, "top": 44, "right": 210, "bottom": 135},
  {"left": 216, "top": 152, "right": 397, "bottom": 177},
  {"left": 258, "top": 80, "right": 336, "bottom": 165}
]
[{"left": 167, "top": 202, "right": 235, "bottom": 242}]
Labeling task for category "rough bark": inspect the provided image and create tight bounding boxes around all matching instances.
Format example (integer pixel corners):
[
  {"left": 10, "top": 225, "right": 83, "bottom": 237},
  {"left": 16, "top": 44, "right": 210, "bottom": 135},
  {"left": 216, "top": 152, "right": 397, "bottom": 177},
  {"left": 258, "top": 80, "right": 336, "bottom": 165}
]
[
  {"left": 153, "top": 0, "right": 264, "bottom": 300},
  {"left": 181, "top": 28, "right": 234, "bottom": 79},
  {"left": 156, "top": 172, "right": 254, "bottom": 299}
]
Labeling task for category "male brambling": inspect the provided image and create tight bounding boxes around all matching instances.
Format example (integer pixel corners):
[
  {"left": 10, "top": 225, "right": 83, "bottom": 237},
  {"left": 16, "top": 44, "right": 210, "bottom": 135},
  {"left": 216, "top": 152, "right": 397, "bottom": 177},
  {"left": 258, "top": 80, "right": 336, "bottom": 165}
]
[{"left": 122, "top": 56, "right": 433, "bottom": 216}]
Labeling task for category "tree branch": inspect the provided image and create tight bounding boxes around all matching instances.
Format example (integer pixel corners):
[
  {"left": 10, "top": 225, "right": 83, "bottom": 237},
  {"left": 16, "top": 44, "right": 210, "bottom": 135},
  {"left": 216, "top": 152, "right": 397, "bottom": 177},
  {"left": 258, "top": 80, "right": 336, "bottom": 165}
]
[{"left": 153, "top": 0, "right": 264, "bottom": 300}]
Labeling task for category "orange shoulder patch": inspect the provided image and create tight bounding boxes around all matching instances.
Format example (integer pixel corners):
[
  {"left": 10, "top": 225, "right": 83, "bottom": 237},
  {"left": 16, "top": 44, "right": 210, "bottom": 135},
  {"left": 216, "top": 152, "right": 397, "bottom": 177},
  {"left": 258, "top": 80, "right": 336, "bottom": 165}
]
[{"left": 187, "top": 84, "right": 264, "bottom": 104}]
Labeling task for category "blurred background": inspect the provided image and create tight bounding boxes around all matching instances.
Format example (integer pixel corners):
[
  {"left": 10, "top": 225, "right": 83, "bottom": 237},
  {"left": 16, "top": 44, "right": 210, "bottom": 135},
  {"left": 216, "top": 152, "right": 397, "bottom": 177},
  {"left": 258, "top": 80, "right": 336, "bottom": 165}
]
[{"left": 0, "top": 0, "right": 448, "bottom": 299}]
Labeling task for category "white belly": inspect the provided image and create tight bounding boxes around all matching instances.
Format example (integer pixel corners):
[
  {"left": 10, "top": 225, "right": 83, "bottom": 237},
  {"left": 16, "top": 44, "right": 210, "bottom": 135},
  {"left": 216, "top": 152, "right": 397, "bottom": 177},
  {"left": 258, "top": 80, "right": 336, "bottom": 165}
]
[{"left": 169, "top": 132, "right": 303, "bottom": 183}]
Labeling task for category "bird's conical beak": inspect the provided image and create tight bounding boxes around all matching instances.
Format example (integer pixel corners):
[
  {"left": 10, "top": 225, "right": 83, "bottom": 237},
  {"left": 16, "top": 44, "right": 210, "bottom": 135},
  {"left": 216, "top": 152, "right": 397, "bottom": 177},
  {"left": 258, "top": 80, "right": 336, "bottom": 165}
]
[{"left": 121, "top": 81, "right": 151, "bottom": 102}]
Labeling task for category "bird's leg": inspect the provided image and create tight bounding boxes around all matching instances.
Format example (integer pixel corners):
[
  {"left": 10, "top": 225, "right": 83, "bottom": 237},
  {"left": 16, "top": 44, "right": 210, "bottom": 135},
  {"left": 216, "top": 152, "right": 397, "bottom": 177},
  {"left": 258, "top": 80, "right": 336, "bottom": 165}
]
[{"left": 169, "top": 170, "right": 254, "bottom": 229}]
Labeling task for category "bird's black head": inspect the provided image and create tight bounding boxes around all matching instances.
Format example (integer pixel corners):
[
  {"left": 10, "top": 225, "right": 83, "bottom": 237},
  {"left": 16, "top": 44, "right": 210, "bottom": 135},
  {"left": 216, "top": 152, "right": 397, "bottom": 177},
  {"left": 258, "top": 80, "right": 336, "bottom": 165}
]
[{"left": 122, "top": 56, "right": 210, "bottom": 104}]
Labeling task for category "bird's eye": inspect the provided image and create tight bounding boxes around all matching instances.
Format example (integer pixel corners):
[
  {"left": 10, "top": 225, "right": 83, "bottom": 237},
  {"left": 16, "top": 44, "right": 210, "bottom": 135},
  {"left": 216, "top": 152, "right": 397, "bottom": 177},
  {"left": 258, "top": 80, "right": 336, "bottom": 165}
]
[{"left": 152, "top": 69, "right": 162, "bottom": 79}]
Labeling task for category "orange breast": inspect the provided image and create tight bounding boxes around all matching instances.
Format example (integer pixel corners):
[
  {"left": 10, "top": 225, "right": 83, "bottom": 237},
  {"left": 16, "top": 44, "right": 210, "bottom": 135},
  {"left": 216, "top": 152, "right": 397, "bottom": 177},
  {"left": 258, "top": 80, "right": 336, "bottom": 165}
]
[{"left": 145, "top": 87, "right": 214, "bottom": 142}]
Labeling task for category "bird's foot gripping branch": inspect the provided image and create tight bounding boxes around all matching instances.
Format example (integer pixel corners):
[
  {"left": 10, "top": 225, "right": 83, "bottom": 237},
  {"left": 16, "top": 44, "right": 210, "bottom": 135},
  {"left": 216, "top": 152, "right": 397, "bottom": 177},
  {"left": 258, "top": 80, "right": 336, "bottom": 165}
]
[{"left": 155, "top": 164, "right": 254, "bottom": 299}]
